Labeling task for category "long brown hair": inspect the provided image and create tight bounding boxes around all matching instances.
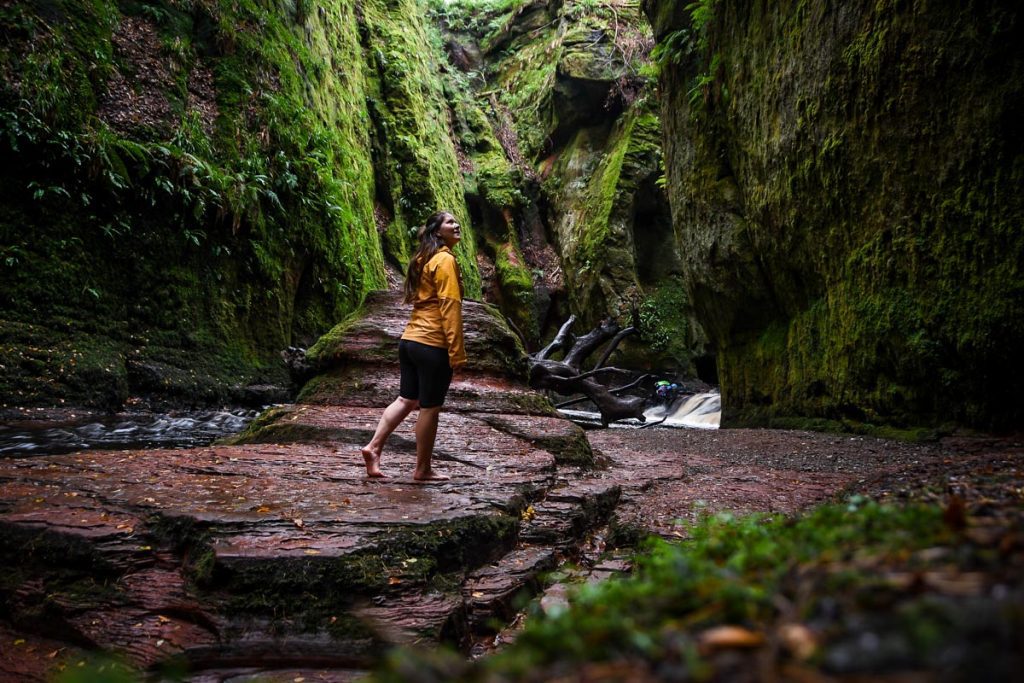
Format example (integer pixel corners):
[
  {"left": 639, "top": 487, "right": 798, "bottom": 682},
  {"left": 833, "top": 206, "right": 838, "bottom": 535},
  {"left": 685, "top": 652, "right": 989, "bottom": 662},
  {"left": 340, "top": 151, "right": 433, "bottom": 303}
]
[{"left": 404, "top": 211, "right": 452, "bottom": 303}]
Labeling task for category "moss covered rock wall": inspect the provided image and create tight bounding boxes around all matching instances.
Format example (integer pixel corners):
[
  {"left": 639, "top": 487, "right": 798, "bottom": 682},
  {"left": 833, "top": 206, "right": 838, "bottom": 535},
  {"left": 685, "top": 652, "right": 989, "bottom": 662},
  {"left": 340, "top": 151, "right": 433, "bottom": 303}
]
[
  {"left": 436, "top": 0, "right": 706, "bottom": 370},
  {"left": 648, "top": 0, "right": 1024, "bottom": 430},
  {"left": 0, "top": 0, "right": 480, "bottom": 408}
]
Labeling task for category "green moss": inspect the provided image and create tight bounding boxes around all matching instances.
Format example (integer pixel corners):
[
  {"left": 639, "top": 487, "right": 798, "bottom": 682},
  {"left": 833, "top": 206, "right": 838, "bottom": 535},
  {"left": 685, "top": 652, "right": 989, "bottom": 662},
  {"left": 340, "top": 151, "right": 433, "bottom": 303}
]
[
  {"left": 635, "top": 278, "right": 695, "bottom": 372},
  {"left": 146, "top": 512, "right": 218, "bottom": 585},
  {"left": 217, "top": 404, "right": 292, "bottom": 444},
  {"left": 227, "top": 421, "right": 356, "bottom": 445},
  {"left": 471, "top": 148, "right": 525, "bottom": 208},
  {"left": 359, "top": 0, "right": 482, "bottom": 297},
  {"left": 493, "top": 241, "right": 538, "bottom": 342},
  {"left": 541, "top": 432, "right": 594, "bottom": 468},
  {"left": 293, "top": 369, "right": 348, "bottom": 405},
  {"left": 304, "top": 304, "right": 368, "bottom": 368},
  {"left": 547, "top": 97, "right": 665, "bottom": 328},
  {"left": 656, "top": 0, "right": 1024, "bottom": 430},
  {"left": 505, "top": 391, "right": 558, "bottom": 416},
  {"left": 0, "top": 0, "right": 397, "bottom": 407},
  {"left": 373, "top": 499, "right": 1005, "bottom": 680},
  {"left": 217, "top": 513, "right": 519, "bottom": 618}
]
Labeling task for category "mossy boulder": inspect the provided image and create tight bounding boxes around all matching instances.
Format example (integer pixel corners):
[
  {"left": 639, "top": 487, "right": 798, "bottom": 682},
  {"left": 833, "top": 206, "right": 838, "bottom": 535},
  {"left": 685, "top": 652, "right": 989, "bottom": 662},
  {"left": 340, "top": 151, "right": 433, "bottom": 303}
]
[{"left": 306, "top": 290, "right": 528, "bottom": 380}]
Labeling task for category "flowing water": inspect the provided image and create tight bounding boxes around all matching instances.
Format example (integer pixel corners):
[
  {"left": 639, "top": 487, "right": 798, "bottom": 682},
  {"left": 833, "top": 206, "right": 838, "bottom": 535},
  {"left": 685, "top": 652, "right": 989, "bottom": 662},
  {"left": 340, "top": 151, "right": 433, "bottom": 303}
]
[
  {"left": 0, "top": 408, "right": 261, "bottom": 457},
  {"left": 559, "top": 392, "right": 721, "bottom": 430}
]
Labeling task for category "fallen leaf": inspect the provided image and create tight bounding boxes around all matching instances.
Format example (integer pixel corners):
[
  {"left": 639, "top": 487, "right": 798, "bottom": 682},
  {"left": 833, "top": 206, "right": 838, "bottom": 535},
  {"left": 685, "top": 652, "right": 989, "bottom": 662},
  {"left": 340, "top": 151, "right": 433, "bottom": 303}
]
[
  {"left": 388, "top": 577, "right": 402, "bottom": 585},
  {"left": 698, "top": 625, "right": 765, "bottom": 651},
  {"left": 472, "top": 591, "right": 484, "bottom": 598},
  {"left": 293, "top": 518, "right": 305, "bottom": 528},
  {"left": 779, "top": 623, "right": 817, "bottom": 660}
]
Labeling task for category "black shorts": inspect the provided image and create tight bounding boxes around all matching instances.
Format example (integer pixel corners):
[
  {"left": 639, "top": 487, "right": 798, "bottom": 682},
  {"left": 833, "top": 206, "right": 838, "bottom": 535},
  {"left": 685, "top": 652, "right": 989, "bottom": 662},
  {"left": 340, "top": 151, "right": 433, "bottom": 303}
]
[{"left": 398, "top": 339, "right": 453, "bottom": 408}]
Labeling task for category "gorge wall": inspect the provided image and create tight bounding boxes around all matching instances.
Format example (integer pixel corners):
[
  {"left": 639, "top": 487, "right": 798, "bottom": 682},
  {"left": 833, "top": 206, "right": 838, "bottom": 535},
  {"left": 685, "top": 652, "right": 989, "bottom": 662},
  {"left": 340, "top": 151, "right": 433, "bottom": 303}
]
[
  {"left": 9, "top": 0, "right": 1013, "bottom": 432},
  {"left": 0, "top": 0, "right": 481, "bottom": 408},
  {"left": 0, "top": 0, "right": 705, "bottom": 410},
  {"left": 439, "top": 0, "right": 706, "bottom": 370},
  {"left": 647, "top": 0, "right": 1024, "bottom": 431}
]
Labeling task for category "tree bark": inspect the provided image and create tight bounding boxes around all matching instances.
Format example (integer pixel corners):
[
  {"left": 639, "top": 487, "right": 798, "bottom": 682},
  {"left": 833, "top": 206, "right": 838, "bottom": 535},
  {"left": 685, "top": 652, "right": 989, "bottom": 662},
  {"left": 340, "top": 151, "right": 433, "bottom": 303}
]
[{"left": 528, "top": 318, "right": 645, "bottom": 426}]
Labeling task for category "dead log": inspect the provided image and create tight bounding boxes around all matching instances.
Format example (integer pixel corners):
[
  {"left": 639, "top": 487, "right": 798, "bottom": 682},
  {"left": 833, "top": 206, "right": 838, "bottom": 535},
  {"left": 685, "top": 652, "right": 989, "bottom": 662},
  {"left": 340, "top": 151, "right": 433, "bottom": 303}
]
[{"left": 528, "top": 318, "right": 645, "bottom": 427}]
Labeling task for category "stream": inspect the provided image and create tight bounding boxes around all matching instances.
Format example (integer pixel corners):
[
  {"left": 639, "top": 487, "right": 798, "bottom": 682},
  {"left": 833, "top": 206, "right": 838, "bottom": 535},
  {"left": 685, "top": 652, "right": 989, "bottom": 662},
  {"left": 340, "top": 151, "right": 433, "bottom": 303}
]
[
  {"left": 558, "top": 391, "right": 721, "bottom": 430},
  {"left": 0, "top": 408, "right": 260, "bottom": 457},
  {"left": 0, "top": 392, "right": 721, "bottom": 457}
]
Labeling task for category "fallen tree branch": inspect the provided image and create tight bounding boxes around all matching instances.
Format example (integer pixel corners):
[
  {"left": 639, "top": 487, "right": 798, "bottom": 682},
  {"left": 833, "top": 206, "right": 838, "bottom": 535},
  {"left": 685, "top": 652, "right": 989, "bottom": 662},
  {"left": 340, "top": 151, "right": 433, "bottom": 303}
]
[
  {"left": 528, "top": 317, "right": 645, "bottom": 426},
  {"left": 554, "top": 373, "right": 650, "bottom": 409}
]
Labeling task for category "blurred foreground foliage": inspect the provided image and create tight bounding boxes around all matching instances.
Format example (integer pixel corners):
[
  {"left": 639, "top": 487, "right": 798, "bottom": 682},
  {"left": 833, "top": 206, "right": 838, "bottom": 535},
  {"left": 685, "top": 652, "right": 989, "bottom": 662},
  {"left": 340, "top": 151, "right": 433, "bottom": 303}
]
[
  {"left": 43, "top": 496, "right": 1022, "bottom": 681},
  {"left": 374, "top": 496, "right": 1022, "bottom": 681}
]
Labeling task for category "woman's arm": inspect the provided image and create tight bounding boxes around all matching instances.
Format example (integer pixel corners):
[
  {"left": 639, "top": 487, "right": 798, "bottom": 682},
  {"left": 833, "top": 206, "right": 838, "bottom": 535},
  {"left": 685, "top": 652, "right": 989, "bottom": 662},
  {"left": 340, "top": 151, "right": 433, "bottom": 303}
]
[{"left": 434, "top": 253, "right": 466, "bottom": 369}]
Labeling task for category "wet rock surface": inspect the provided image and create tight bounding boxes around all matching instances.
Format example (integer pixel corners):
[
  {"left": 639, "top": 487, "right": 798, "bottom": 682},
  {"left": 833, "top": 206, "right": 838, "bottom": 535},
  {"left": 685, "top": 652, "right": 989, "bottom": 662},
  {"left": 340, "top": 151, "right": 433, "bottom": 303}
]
[
  {"left": 0, "top": 293, "right": 597, "bottom": 681},
  {"left": 2, "top": 292, "right": 1021, "bottom": 680},
  {"left": 588, "top": 426, "right": 1024, "bottom": 538}
]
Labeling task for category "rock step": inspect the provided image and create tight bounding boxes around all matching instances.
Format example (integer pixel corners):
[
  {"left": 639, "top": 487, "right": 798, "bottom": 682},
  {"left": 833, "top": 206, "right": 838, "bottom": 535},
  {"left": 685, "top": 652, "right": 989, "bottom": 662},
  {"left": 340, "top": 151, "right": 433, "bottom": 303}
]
[
  {"left": 519, "top": 480, "right": 622, "bottom": 546},
  {"left": 230, "top": 404, "right": 589, "bottom": 469},
  {"left": 321, "top": 481, "right": 622, "bottom": 649},
  {"left": 295, "top": 365, "right": 557, "bottom": 416},
  {"left": 0, "top": 438, "right": 619, "bottom": 677},
  {"left": 354, "top": 591, "right": 467, "bottom": 646},
  {"left": 305, "top": 293, "right": 530, "bottom": 379},
  {"left": 462, "top": 545, "right": 558, "bottom": 633},
  {"left": 469, "top": 412, "right": 594, "bottom": 467}
]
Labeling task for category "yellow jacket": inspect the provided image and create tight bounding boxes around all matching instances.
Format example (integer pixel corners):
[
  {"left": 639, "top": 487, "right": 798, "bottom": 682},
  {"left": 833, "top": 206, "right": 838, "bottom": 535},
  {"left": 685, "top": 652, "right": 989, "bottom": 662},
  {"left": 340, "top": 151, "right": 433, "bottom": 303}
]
[{"left": 401, "top": 247, "right": 466, "bottom": 368}]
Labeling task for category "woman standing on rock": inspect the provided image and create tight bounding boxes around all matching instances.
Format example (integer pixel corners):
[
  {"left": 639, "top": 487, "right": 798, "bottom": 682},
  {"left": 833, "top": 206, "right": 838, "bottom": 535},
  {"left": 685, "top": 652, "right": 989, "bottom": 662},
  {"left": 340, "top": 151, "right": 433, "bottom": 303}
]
[{"left": 361, "top": 211, "right": 466, "bottom": 481}]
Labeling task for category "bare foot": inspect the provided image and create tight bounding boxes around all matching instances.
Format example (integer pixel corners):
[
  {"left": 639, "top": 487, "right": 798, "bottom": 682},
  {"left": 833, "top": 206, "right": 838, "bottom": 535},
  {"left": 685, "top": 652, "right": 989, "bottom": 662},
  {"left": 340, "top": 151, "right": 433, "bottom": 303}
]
[
  {"left": 412, "top": 469, "right": 450, "bottom": 482},
  {"left": 361, "top": 446, "right": 385, "bottom": 478}
]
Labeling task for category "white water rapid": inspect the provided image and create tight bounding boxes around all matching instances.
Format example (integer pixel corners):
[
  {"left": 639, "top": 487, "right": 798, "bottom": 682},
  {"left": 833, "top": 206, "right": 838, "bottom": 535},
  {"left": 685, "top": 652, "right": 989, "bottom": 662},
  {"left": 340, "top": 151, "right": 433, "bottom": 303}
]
[{"left": 558, "top": 392, "right": 721, "bottom": 430}]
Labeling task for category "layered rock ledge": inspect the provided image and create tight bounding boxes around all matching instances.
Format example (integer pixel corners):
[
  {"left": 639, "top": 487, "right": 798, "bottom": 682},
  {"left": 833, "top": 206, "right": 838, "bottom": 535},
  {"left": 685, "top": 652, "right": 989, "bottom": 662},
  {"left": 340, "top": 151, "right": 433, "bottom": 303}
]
[
  {"left": 5, "top": 291, "right": 1019, "bottom": 682},
  {"left": 0, "top": 292, "right": 614, "bottom": 681}
]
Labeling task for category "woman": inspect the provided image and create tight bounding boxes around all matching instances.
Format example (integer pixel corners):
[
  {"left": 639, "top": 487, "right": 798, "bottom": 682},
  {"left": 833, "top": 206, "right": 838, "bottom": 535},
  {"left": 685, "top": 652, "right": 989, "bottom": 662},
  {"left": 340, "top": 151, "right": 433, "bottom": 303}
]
[{"left": 361, "top": 211, "right": 466, "bottom": 481}]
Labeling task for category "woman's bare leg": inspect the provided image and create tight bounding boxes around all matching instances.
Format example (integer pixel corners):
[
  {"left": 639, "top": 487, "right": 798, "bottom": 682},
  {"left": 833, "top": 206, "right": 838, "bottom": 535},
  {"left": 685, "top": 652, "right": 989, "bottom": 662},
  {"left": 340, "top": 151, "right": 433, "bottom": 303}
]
[
  {"left": 413, "top": 406, "right": 449, "bottom": 481},
  {"left": 361, "top": 397, "right": 418, "bottom": 477}
]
